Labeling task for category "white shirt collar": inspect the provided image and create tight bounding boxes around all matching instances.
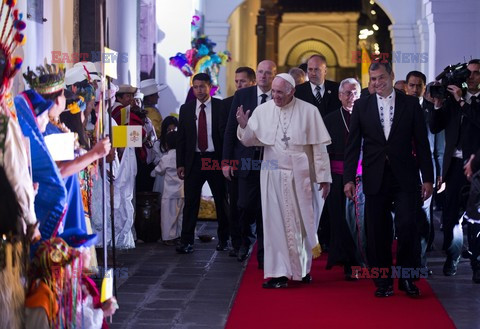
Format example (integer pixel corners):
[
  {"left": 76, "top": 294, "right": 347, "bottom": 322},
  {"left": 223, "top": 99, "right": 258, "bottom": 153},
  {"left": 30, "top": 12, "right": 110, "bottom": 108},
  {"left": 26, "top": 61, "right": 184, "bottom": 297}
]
[
  {"left": 310, "top": 81, "right": 324, "bottom": 94},
  {"left": 196, "top": 97, "right": 211, "bottom": 109},
  {"left": 257, "top": 86, "right": 271, "bottom": 98},
  {"left": 376, "top": 89, "right": 395, "bottom": 102}
]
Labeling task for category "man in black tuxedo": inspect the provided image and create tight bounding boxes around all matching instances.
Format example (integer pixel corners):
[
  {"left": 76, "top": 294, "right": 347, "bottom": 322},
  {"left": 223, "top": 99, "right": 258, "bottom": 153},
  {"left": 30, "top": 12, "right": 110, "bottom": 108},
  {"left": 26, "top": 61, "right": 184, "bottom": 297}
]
[
  {"left": 295, "top": 54, "right": 341, "bottom": 251},
  {"left": 294, "top": 54, "right": 341, "bottom": 118},
  {"left": 176, "top": 73, "right": 229, "bottom": 254},
  {"left": 222, "top": 60, "right": 277, "bottom": 267},
  {"left": 344, "top": 62, "right": 434, "bottom": 298},
  {"left": 429, "top": 59, "right": 480, "bottom": 276},
  {"left": 222, "top": 66, "right": 256, "bottom": 257}
]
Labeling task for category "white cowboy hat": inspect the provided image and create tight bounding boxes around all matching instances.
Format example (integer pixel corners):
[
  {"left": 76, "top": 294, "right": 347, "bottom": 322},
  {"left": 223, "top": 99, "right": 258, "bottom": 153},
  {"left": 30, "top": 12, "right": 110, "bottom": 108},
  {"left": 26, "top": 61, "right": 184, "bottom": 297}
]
[{"left": 140, "top": 78, "right": 166, "bottom": 96}]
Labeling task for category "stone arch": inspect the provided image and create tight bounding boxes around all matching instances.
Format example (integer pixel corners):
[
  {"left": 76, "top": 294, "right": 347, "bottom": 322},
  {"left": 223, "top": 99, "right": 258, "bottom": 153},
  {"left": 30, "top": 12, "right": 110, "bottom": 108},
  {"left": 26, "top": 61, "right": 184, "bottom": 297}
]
[{"left": 279, "top": 25, "right": 346, "bottom": 67}]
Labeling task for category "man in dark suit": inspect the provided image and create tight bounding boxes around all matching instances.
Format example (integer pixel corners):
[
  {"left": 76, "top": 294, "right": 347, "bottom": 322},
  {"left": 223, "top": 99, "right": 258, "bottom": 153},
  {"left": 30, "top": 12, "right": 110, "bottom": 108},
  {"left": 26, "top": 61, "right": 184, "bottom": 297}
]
[
  {"left": 429, "top": 59, "right": 480, "bottom": 276},
  {"left": 222, "top": 66, "right": 256, "bottom": 257},
  {"left": 294, "top": 54, "right": 341, "bottom": 118},
  {"left": 176, "top": 73, "right": 229, "bottom": 254},
  {"left": 294, "top": 54, "right": 342, "bottom": 251},
  {"left": 222, "top": 60, "right": 277, "bottom": 267},
  {"left": 344, "top": 62, "right": 434, "bottom": 298}
]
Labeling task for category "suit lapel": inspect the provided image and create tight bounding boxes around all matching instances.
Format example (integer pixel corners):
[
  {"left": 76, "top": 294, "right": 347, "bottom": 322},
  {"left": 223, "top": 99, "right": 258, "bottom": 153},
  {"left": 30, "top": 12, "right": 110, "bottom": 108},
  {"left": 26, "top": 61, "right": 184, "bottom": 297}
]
[
  {"left": 249, "top": 87, "right": 258, "bottom": 114},
  {"left": 369, "top": 94, "right": 386, "bottom": 141},
  {"left": 323, "top": 81, "right": 333, "bottom": 108},
  {"left": 211, "top": 98, "right": 218, "bottom": 140},
  {"left": 389, "top": 91, "right": 405, "bottom": 138},
  {"left": 190, "top": 101, "right": 198, "bottom": 141}
]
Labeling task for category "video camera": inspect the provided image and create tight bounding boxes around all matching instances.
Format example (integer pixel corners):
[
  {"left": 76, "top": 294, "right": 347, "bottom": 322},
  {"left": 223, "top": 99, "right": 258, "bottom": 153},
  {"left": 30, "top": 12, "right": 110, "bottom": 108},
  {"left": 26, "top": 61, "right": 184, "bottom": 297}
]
[{"left": 429, "top": 63, "right": 470, "bottom": 99}]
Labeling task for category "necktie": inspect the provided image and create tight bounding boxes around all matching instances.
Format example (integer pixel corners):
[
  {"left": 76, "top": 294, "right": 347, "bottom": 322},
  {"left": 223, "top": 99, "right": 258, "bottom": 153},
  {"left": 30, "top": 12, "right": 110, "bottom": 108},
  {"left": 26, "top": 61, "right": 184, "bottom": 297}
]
[
  {"left": 198, "top": 103, "right": 208, "bottom": 152},
  {"left": 315, "top": 85, "right": 322, "bottom": 104},
  {"left": 260, "top": 93, "right": 268, "bottom": 104},
  {"left": 470, "top": 96, "right": 477, "bottom": 104}
]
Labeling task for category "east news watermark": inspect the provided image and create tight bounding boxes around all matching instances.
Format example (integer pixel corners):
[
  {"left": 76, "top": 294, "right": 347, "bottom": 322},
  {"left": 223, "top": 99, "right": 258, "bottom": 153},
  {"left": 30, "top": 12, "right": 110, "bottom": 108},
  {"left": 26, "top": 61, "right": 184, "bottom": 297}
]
[
  {"left": 201, "top": 158, "right": 279, "bottom": 171},
  {"left": 51, "top": 265, "right": 129, "bottom": 279},
  {"left": 352, "top": 266, "right": 429, "bottom": 279},
  {"left": 352, "top": 51, "right": 429, "bottom": 64},
  {"left": 51, "top": 51, "right": 129, "bottom": 64}
]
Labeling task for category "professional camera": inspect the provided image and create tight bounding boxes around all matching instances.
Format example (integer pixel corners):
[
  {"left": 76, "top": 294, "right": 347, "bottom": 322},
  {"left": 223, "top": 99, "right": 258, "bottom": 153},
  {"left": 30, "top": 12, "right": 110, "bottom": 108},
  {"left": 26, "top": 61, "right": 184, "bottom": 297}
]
[{"left": 429, "top": 63, "right": 470, "bottom": 99}]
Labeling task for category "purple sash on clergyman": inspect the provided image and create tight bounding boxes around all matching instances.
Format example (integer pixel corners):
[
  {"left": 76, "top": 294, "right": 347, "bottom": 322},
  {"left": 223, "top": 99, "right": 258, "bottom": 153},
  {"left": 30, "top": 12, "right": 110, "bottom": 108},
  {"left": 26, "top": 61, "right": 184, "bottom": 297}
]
[{"left": 330, "top": 160, "right": 344, "bottom": 175}]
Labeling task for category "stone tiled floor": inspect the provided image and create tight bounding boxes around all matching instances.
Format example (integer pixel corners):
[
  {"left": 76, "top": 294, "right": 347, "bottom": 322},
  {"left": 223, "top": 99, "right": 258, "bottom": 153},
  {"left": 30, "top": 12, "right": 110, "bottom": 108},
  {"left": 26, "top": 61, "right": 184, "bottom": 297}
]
[
  {"left": 105, "top": 216, "right": 480, "bottom": 329},
  {"left": 106, "top": 222, "right": 244, "bottom": 329}
]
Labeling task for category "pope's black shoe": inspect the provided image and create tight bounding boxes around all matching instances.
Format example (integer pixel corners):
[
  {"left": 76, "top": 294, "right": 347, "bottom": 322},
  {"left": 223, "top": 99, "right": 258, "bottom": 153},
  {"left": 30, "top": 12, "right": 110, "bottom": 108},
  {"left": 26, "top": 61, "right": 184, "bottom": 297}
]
[
  {"left": 176, "top": 243, "right": 194, "bottom": 254},
  {"left": 262, "top": 276, "right": 288, "bottom": 289},
  {"left": 374, "top": 285, "right": 394, "bottom": 297},
  {"left": 301, "top": 273, "right": 312, "bottom": 283},
  {"left": 398, "top": 279, "right": 420, "bottom": 297}
]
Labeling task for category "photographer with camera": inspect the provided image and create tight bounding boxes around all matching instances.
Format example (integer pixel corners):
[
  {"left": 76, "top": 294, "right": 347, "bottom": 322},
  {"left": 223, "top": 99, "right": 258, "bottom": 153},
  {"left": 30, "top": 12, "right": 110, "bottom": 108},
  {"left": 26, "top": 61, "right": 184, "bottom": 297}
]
[{"left": 429, "top": 59, "right": 480, "bottom": 279}]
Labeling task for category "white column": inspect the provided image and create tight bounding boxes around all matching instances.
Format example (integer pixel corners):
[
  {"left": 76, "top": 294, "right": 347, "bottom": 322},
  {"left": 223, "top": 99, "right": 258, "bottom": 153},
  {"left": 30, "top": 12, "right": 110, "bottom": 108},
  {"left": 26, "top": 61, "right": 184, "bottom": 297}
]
[
  {"left": 203, "top": 21, "right": 230, "bottom": 98},
  {"left": 424, "top": 0, "right": 480, "bottom": 81},
  {"left": 388, "top": 23, "right": 421, "bottom": 81},
  {"left": 417, "top": 16, "right": 430, "bottom": 77},
  {"left": 106, "top": 0, "right": 138, "bottom": 86}
]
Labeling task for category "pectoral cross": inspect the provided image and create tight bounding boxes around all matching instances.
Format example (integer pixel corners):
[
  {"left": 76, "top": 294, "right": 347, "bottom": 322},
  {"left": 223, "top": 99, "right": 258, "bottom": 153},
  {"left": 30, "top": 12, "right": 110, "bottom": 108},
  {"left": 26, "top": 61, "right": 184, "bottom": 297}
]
[{"left": 281, "top": 132, "right": 291, "bottom": 148}]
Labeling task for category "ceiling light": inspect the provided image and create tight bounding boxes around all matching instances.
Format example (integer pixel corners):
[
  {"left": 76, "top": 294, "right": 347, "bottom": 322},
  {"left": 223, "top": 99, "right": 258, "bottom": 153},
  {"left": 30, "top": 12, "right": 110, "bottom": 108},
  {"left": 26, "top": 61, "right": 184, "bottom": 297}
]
[{"left": 372, "top": 24, "right": 379, "bottom": 31}]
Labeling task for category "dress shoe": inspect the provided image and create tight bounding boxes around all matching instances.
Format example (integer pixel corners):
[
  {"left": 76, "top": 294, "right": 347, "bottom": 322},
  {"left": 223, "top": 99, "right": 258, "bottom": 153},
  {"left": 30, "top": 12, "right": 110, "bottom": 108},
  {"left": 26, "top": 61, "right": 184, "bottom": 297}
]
[
  {"left": 343, "top": 265, "right": 359, "bottom": 281},
  {"left": 176, "top": 243, "right": 194, "bottom": 254},
  {"left": 398, "top": 279, "right": 420, "bottom": 297},
  {"left": 374, "top": 285, "right": 394, "bottom": 297},
  {"left": 302, "top": 273, "right": 312, "bottom": 283},
  {"left": 443, "top": 256, "right": 459, "bottom": 276},
  {"left": 216, "top": 241, "right": 228, "bottom": 251},
  {"left": 237, "top": 246, "right": 251, "bottom": 262},
  {"left": 262, "top": 277, "right": 288, "bottom": 289},
  {"left": 473, "top": 268, "right": 480, "bottom": 284},
  {"left": 345, "top": 272, "right": 359, "bottom": 281},
  {"left": 229, "top": 248, "right": 239, "bottom": 257}
]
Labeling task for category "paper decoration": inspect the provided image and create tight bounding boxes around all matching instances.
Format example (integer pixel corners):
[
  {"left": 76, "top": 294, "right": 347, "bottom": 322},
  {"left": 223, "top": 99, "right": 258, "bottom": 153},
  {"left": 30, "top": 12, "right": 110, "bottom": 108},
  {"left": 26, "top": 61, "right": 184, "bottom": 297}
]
[
  {"left": 112, "top": 125, "right": 142, "bottom": 148},
  {"left": 44, "top": 132, "right": 75, "bottom": 161}
]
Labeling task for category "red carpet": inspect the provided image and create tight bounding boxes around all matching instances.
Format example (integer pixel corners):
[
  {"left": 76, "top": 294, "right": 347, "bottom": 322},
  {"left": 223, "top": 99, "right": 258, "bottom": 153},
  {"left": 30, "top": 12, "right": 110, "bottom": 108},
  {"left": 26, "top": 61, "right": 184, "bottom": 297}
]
[{"left": 226, "top": 252, "right": 455, "bottom": 329}]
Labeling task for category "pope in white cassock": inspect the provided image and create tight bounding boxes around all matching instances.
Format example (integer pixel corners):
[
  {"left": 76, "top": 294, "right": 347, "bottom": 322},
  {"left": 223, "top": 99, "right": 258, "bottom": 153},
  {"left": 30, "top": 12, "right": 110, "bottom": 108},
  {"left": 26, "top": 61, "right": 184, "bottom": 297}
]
[{"left": 236, "top": 73, "right": 332, "bottom": 288}]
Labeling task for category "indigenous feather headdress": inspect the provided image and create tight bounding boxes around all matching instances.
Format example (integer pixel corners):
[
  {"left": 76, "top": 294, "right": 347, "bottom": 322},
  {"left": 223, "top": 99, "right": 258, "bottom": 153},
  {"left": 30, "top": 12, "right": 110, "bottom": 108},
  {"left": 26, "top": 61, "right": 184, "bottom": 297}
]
[
  {"left": 0, "top": 0, "right": 26, "bottom": 102},
  {"left": 23, "top": 62, "right": 67, "bottom": 95}
]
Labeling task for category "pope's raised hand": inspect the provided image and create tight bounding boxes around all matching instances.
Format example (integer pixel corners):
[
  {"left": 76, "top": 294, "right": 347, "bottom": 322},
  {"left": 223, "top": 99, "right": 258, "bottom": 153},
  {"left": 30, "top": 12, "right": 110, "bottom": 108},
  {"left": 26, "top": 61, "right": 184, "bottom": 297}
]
[{"left": 236, "top": 105, "right": 250, "bottom": 129}]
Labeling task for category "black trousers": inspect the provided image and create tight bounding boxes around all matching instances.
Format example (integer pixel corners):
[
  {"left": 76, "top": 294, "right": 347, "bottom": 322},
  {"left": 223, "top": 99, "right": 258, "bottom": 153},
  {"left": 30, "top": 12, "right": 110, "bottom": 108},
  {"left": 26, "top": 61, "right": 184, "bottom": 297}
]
[
  {"left": 227, "top": 177, "right": 241, "bottom": 249},
  {"left": 237, "top": 170, "right": 264, "bottom": 262},
  {"left": 181, "top": 153, "right": 229, "bottom": 245},
  {"left": 443, "top": 158, "right": 469, "bottom": 257},
  {"left": 365, "top": 163, "right": 421, "bottom": 287}
]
